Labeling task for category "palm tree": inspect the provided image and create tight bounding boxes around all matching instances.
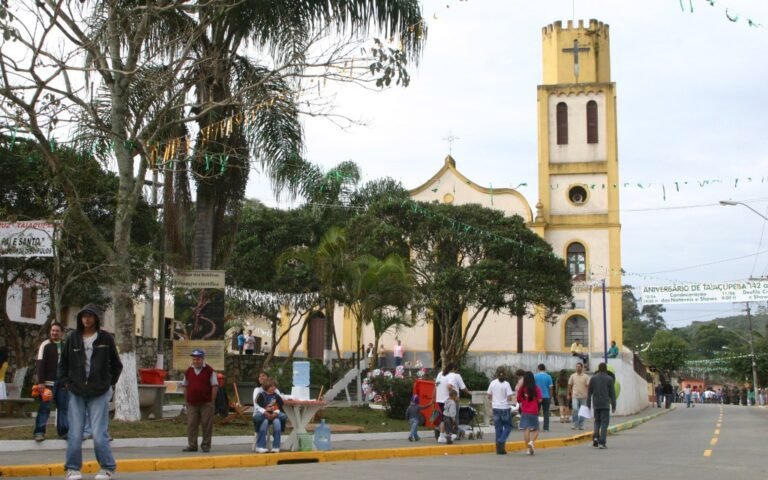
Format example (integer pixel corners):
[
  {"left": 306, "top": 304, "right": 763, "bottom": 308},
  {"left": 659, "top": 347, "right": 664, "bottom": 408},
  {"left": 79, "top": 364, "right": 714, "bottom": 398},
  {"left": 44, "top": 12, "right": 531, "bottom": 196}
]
[{"left": 183, "top": 1, "right": 426, "bottom": 270}]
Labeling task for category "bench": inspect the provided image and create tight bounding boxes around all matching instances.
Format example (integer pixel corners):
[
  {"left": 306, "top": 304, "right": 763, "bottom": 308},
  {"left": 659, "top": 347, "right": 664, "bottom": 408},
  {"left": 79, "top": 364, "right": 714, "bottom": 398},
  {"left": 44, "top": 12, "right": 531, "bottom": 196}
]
[{"left": 0, "top": 398, "right": 34, "bottom": 417}]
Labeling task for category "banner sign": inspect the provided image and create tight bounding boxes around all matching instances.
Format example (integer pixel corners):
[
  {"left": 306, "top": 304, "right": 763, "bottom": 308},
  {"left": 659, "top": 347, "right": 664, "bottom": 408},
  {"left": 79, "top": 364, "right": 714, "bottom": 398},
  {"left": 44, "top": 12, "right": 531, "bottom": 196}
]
[
  {"left": 641, "top": 280, "right": 768, "bottom": 305},
  {"left": 174, "top": 270, "right": 225, "bottom": 289},
  {"left": 0, "top": 221, "right": 55, "bottom": 257}
]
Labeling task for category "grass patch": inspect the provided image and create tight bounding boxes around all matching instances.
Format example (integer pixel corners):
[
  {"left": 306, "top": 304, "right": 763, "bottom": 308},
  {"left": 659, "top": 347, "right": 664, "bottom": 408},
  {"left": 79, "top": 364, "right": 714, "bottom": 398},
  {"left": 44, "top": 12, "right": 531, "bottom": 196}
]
[{"left": 0, "top": 405, "right": 418, "bottom": 440}]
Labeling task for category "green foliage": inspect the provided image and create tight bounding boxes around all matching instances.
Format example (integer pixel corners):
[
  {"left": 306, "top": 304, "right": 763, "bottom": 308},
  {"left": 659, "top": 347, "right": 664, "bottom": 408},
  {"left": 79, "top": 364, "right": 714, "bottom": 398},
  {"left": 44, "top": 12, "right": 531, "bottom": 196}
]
[
  {"left": 622, "top": 286, "right": 667, "bottom": 351},
  {"left": 347, "top": 200, "right": 572, "bottom": 367},
  {"left": 369, "top": 375, "right": 414, "bottom": 420},
  {"left": 457, "top": 365, "right": 490, "bottom": 391},
  {"left": 643, "top": 330, "right": 690, "bottom": 374}
]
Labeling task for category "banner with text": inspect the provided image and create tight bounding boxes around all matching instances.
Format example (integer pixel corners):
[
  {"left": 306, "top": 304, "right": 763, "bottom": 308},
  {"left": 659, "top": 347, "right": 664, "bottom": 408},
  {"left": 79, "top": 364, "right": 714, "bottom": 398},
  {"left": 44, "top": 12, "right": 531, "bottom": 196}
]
[
  {"left": 641, "top": 280, "right": 768, "bottom": 304},
  {"left": 0, "top": 221, "right": 55, "bottom": 257}
]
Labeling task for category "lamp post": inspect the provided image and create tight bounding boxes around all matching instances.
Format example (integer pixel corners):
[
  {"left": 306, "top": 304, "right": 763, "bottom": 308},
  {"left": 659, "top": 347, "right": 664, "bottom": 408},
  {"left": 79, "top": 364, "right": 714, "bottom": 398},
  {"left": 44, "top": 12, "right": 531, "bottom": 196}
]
[
  {"left": 719, "top": 200, "right": 768, "bottom": 222},
  {"left": 718, "top": 316, "right": 759, "bottom": 405}
]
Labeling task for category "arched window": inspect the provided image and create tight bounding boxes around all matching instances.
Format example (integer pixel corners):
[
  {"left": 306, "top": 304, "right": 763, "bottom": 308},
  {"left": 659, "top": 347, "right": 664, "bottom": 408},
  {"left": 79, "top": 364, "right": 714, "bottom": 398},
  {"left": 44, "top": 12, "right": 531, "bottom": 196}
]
[
  {"left": 586, "top": 100, "right": 598, "bottom": 144},
  {"left": 556, "top": 102, "right": 568, "bottom": 145},
  {"left": 565, "top": 315, "right": 589, "bottom": 347},
  {"left": 566, "top": 242, "right": 586, "bottom": 279}
]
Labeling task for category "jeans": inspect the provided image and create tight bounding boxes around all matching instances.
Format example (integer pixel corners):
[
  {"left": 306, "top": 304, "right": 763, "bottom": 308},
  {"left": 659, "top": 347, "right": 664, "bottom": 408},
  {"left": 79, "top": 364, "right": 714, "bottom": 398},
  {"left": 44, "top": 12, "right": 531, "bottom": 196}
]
[
  {"left": 492, "top": 408, "right": 512, "bottom": 445},
  {"left": 34, "top": 383, "right": 69, "bottom": 438},
  {"left": 255, "top": 412, "right": 287, "bottom": 450},
  {"left": 572, "top": 397, "right": 587, "bottom": 427},
  {"left": 656, "top": 393, "right": 663, "bottom": 408},
  {"left": 408, "top": 418, "right": 420, "bottom": 440},
  {"left": 395, "top": 357, "right": 402, "bottom": 366},
  {"left": 66, "top": 388, "right": 115, "bottom": 472},
  {"left": 685, "top": 394, "right": 692, "bottom": 407},
  {"left": 541, "top": 397, "right": 551, "bottom": 431},
  {"left": 593, "top": 408, "right": 610, "bottom": 445}
]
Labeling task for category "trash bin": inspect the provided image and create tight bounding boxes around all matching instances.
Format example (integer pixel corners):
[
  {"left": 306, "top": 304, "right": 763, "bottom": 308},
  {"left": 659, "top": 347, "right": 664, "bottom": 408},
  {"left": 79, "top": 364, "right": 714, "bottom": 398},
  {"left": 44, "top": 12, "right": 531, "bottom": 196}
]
[
  {"left": 413, "top": 379, "right": 436, "bottom": 428},
  {"left": 138, "top": 368, "right": 166, "bottom": 385}
]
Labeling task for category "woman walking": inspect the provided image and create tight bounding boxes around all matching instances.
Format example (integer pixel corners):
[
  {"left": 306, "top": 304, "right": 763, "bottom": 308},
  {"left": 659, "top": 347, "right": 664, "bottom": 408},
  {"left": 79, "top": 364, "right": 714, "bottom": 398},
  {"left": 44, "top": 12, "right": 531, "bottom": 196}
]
[{"left": 517, "top": 371, "right": 542, "bottom": 455}]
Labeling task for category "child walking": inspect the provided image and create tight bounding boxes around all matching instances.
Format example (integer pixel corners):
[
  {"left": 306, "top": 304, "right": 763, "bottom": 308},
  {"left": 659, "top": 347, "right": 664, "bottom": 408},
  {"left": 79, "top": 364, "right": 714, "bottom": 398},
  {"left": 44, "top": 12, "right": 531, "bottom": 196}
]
[
  {"left": 405, "top": 395, "right": 429, "bottom": 441},
  {"left": 441, "top": 389, "right": 458, "bottom": 444},
  {"left": 517, "top": 371, "right": 542, "bottom": 455}
]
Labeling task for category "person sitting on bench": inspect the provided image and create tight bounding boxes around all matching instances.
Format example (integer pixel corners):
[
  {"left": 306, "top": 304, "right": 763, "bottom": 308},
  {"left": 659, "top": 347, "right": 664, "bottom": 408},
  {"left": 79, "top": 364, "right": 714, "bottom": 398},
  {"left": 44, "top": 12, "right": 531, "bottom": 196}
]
[
  {"left": 254, "top": 379, "right": 287, "bottom": 453},
  {"left": 570, "top": 339, "right": 589, "bottom": 370}
]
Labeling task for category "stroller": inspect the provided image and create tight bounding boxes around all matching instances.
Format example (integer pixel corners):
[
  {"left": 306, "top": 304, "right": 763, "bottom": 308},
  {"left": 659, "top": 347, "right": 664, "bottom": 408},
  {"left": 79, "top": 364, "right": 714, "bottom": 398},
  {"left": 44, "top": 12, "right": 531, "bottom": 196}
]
[{"left": 456, "top": 404, "right": 483, "bottom": 440}]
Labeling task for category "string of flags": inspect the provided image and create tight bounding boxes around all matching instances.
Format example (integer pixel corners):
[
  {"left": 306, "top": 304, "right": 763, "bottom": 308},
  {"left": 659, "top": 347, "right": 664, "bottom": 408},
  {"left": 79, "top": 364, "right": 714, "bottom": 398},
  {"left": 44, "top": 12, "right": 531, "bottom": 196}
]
[{"left": 678, "top": 0, "right": 763, "bottom": 28}]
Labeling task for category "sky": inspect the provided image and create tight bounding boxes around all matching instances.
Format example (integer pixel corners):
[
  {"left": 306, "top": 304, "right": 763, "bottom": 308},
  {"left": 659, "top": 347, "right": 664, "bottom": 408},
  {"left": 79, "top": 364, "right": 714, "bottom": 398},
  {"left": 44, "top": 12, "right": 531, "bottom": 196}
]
[{"left": 244, "top": 0, "right": 768, "bottom": 329}]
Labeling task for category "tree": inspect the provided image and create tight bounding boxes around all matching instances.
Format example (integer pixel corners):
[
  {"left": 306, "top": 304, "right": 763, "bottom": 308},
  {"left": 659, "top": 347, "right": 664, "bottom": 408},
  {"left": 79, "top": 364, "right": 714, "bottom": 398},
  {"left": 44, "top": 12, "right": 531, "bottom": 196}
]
[
  {"left": 348, "top": 200, "right": 573, "bottom": 367},
  {"left": 158, "top": 1, "right": 426, "bottom": 271},
  {"left": 0, "top": 1, "right": 209, "bottom": 420},
  {"left": 622, "top": 287, "right": 666, "bottom": 351},
  {"left": 368, "top": 310, "right": 416, "bottom": 369},
  {"left": 0, "top": 137, "right": 155, "bottom": 373},
  {"left": 643, "top": 330, "right": 690, "bottom": 375}
]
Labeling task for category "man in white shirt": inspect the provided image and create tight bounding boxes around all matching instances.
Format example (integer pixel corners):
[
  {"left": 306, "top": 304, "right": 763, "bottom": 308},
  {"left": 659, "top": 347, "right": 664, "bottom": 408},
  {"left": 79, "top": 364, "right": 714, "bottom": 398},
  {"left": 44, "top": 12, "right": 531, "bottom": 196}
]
[{"left": 487, "top": 367, "right": 514, "bottom": 455}]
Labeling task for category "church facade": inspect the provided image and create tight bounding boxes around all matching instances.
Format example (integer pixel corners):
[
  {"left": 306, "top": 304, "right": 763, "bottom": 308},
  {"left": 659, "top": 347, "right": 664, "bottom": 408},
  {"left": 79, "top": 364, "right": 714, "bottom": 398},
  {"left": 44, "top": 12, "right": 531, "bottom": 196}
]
[{"left": 283, "top": 20, "right": 624, "bottom": 366}]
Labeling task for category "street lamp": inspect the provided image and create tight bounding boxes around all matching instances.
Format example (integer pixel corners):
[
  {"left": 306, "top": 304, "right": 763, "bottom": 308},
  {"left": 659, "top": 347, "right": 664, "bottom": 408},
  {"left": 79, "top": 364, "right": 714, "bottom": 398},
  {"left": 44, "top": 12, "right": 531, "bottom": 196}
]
[
  {"left": 718, "top": 322, "right": 759, "bottom": 404},
  {"left": 719, "top": 200, "right": 768, "bottom": 222}
]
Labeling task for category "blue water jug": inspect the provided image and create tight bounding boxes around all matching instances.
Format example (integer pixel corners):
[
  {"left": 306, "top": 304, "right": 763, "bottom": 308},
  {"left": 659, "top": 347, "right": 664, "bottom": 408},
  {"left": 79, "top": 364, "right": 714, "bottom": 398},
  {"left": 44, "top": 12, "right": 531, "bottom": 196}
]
[
  {"left": 293, "top": 361, "right": 310, "bottom": 387},
  {"left": 313, "top": 418, "right": 332, "bottom": 451}
]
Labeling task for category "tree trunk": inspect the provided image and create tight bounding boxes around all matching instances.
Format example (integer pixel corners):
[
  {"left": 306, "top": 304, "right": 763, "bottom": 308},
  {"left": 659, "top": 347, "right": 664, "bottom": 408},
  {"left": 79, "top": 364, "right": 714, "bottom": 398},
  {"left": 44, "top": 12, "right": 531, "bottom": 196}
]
[
  {"left": 516, "top": 313, "right": 524, "bottom": 353},
  {"left": 192, "top": 192, "right": 215, "bottom": 270}
]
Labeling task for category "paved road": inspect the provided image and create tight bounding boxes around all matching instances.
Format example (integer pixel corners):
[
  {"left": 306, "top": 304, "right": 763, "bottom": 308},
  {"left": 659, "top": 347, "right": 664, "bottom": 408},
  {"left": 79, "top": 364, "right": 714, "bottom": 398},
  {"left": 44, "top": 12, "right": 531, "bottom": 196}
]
[{"left": 17, "top": 404, "right": 768, "bottom": 479}]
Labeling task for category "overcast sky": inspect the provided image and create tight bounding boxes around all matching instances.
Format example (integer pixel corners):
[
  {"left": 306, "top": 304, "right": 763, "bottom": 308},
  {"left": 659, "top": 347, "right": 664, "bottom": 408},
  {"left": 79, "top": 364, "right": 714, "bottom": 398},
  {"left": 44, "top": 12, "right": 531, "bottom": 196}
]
[{"left": 244, "top": 0, "right": 768, "bottom": 328}]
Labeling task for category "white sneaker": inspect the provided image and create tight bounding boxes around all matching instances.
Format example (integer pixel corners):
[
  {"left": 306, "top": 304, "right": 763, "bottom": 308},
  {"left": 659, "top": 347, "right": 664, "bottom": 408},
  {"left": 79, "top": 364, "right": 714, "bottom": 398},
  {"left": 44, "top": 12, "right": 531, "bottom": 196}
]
[
  {"left": 437, "top": 435, "right": 447, "bottom": 444},
  {"left": 270, "top": 448, "right": 280, "bottom": 453},
  {"left": 450, "top": 434, "right": 458, "bottom": 441},
  {"left": 94, "top": 470, "right": 115, "bottom": 480},
  {"left": 527, "top": 441, "right": 535, "bottom": 455},
  {"left": 65, "top": 471, "right": 83, "bottom": 480},
  {"left": 257, "top": 447, "right": 268, "bottom": 453}
]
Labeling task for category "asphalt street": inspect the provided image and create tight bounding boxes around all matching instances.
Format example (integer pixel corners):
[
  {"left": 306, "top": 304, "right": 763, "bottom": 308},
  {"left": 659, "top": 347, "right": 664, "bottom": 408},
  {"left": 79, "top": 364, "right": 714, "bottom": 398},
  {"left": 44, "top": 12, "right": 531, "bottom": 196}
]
[{"left": 12, "top": 403, "right": 767, "bottom": 480}]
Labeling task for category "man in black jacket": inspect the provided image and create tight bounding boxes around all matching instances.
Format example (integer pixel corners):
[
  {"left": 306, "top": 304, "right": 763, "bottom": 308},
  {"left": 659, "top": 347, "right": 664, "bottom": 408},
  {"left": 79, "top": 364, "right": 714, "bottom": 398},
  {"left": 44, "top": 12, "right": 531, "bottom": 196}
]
[
  {"left": 58, "top": 304, "right": 123, "bottom": 480},
  {"left": 586, "top": 362, "right": 616, "bottom": 449},
  {"left": 33, "top": 322, "right": 68, "bottom": 441}
]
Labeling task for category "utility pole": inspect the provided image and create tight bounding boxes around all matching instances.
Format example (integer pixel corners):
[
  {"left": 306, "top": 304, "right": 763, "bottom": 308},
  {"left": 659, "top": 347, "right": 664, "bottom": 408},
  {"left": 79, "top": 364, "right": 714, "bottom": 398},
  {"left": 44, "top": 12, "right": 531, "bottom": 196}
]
[{"left": 744, "top": 302, "right": 760, "bottom": 404}]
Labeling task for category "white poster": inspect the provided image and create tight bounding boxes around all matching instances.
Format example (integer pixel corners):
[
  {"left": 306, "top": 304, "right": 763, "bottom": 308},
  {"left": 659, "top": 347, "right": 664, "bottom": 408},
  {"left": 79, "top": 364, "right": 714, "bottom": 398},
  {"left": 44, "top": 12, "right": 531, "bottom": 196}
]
[
  {"left": 641, "top": 280, "right": 768, "bottom": 305},
  {"left": 0, "top": 221, "right": 55, "bottom": 257}
]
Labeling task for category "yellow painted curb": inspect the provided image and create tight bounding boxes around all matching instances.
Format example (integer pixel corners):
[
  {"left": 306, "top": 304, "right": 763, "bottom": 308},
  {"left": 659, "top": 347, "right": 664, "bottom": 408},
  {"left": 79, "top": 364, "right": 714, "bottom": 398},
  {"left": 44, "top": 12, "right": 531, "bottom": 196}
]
[
  {"left": 1, "top": 465, "right": 51, "bottom": 477},
  {"left": 212, "top": 455, "right": 244, "bottom": 469},
  {"left": 240, "top": 454, "right": 268, "bottom": 467},
  {"left": 156, "top": 456, "right": 214, "bottom": 471},
  {"left": 117, "top": 459, "right": 157, "bottom": 473}
]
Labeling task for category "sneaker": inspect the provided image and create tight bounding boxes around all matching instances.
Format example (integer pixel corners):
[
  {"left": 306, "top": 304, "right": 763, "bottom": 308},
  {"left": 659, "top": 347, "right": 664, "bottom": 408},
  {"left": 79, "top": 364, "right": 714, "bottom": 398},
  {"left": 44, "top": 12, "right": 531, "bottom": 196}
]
[
  {"left": 571, "top": 425, "right": 577, "bottom": 430},
  {"left": 94, "top": 470, "right": 115, "bottom": 480},
  {"left": 527, "top": 441, "right": 535, "bottom": 455},
  {"left": 201, "top": 447, "right": 210, "bottom": 453},
  {"left": 598, "top": 444, "right": 607, "bottom": 449},
  {"left": 182, "top": 446, "right": 198, "bottom": 452},
  {"left": 593, "top": 438, "right": 599, "bottom": 448},
  {"left": 450, "top": 434, "right": 458, "bottom": 441},
  {"left": 577, "top": 426, "right": 584, "bottom": 430},
  {"left": 34, "top": 433, "right": 45, "bottom": 442},
  {"left": 270, "top": 448, "right": 280, "bottom": 453},
  {"left": 408, "top": 436, "right": 413, "bottom": 442},
  {"left": 256, "top": 447, "right": 268, "bottom": 453},
  {"left": 65, "top": 470, "right": 83, "bottom": 480},
  {"left": 414, "top": 436, "right": 421, "bottom": 441},
  {"left": 437, "top": 435, "right": 447, "bottom": 444}
]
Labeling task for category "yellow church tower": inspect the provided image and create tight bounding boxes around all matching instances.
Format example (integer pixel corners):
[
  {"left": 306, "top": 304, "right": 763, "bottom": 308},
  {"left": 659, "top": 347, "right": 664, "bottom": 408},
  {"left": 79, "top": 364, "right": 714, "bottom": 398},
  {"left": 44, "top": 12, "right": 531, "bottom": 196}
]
[{"left": 533, "top": 19, "right": 623, "bottom": 354}]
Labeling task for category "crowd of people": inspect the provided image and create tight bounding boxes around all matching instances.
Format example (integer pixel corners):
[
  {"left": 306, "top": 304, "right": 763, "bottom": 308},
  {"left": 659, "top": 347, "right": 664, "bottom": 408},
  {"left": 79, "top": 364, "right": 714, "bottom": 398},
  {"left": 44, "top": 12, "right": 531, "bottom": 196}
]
[{"left": 426, "top": 360, "right": 615, "bottom": 455}]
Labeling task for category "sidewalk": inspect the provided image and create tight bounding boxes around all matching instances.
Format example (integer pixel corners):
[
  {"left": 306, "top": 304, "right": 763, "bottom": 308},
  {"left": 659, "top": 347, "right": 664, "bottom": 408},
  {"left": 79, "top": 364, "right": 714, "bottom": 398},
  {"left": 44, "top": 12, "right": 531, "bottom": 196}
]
[{"left": 0, "top": 406, "right": 674, "bottom": 477}]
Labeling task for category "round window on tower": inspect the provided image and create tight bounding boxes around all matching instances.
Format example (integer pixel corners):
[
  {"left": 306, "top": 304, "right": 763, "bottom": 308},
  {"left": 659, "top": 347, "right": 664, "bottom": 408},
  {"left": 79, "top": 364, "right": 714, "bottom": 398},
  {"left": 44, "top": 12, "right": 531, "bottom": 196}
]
[{"left": 568, "top": 185, "right": 588, "bottom": 206}]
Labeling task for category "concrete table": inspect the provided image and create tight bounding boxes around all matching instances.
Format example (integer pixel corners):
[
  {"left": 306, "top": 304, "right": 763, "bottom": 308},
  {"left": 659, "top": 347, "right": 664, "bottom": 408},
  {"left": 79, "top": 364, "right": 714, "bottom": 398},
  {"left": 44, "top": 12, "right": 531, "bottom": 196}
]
[{"left": 281, "top": 399, "right": 327, "bottom": 451}]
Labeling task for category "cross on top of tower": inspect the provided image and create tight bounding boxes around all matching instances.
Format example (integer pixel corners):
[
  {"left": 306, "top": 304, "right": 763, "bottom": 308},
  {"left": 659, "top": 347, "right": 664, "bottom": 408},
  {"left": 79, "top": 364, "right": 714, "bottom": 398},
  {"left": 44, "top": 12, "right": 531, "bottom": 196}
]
[
  {"left": 562, "top": 38, "right": 590, "bottom": 81},
  {"left": 442, "top": 131, "right": 459, "bottom": 154}
]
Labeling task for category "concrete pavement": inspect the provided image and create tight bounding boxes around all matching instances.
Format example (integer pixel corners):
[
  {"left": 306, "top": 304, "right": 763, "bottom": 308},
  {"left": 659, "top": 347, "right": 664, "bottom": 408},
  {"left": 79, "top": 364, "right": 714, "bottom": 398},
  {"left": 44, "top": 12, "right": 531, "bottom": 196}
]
[{"left": 0, "top": 406, "right": 674, "bottom": 477}]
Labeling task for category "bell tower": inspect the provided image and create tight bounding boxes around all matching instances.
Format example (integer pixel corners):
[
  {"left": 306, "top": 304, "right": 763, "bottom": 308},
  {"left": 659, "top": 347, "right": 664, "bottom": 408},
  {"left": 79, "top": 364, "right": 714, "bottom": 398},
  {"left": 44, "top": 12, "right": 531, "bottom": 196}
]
[{"left": 534, "top": 19, "right": 623, "bottom": 352}]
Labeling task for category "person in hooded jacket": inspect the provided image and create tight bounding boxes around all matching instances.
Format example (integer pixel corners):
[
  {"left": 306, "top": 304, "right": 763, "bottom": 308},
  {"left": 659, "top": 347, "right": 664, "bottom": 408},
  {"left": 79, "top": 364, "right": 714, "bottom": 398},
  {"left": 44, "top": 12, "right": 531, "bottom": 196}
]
[{"left": 58, "top": 304, "right": 123, "bottom": 480}]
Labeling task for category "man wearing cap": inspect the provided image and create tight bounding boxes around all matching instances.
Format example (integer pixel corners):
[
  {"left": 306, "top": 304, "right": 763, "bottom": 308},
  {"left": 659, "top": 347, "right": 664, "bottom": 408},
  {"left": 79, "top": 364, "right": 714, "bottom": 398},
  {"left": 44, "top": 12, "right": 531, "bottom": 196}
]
[
  {"left": 182, "top": 349, "right": 218, "bottom": 453},
  {"left": 58, "top": 304, "right": 122, "bottom": 480}
]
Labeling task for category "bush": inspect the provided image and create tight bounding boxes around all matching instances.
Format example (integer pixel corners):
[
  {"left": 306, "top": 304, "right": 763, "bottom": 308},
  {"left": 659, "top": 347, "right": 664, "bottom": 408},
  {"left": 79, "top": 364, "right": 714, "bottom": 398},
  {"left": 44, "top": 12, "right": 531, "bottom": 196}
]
[
  {"left": 369, "top": 376, "right": 414, "bottom": 419},
  {"left": 457, "top": 365, "right": 490, "bottom": 391}
]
